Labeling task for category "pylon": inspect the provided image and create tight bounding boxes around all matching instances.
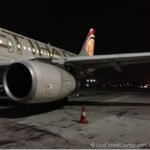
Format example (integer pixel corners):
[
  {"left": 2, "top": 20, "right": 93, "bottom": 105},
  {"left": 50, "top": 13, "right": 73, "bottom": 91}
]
[{"left": 79, "top": 104, "right": 88, "bottom": 124}]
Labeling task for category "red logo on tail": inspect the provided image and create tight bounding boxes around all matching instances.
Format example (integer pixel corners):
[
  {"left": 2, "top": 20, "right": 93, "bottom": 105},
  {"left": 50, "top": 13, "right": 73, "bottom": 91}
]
[{"left": 85, "top": 28, "right": 95, "bottom": 56}]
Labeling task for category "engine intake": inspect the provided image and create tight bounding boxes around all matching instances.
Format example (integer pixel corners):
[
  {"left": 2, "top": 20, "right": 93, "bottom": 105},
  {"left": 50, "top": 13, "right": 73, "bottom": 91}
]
[{"left": 3, "top": 61, "right": 76, "bottom": 103}]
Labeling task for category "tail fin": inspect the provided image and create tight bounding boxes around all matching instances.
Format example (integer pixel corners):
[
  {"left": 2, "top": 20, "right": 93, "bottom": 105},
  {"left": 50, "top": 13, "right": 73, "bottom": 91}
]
[{"left": 79, "top": 28, "right": 95, "bottom": 56}]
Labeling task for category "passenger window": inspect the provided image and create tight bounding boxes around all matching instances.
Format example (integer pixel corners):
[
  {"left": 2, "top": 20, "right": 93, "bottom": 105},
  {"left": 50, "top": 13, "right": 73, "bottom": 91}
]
[
  {"left": 28, "top": 47, "right": 31, "bottom": 52},
  {"left": 17, "top": 44, "right": 21, "bottom": 49},
  {"left": 23, "top": 46, "right": 26, "bottom": 50},
  {"left": 8, "top": 41, "right": 12, "bottom": 47},
  {"left": 0, "top": 39, "right": 3, "bottom": 44},
  {"left": 7, "top": 39, "right": 14, "bottom": 53}
]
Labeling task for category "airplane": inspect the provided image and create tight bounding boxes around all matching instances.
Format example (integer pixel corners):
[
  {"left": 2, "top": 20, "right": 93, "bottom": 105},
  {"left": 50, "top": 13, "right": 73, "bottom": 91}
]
[{"left": 0, "top": 27, "right": 150, "bottom": 103}]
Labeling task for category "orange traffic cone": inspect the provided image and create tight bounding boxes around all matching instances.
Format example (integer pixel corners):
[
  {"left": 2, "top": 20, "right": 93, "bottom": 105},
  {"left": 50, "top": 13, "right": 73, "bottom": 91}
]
[{"left": 79, "top": 104, "right": 88, "bottom": 124}]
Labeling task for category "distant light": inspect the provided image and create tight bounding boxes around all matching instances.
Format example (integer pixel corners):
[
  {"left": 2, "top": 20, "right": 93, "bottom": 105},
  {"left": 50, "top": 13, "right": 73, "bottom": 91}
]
[
  {"left": 90, "top": 79, "right": 93, "bottom": 82},
  {"left": 86, "top": 84, "right": 89, "bottom": 87},
  {"left": 127, "top": 83, "right": 130, "bottom": 86},
  {"left": 87, "top": 79, "right": 89, "bottom": 82},
  {"left": 144, "top": 84, "right": 149, "bottom": 88},
  {"left": 77, "top": 93, "right": 79, "bottom": 97},
  {"left": 113, "top": 85, "right": 117, "bottom": 88},
  {"left": 139, "top": 85, "right": 144, "bottom": 88}
]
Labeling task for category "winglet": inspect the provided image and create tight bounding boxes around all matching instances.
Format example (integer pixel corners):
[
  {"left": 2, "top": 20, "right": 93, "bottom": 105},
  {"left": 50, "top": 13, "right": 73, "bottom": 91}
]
[{"left": 79, "top": 28, "right": 95, "bottom": 56}]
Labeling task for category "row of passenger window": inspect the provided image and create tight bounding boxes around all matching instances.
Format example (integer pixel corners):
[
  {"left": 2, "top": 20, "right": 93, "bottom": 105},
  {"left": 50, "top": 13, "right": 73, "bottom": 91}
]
[
  {"left": 20, "top": 45, "right": 62, "bottom": 58},
  {"left": 21, "top": 44, "right": 62, "bottom": 58},
  {"left": 0, "top": 38, "right": 62, "bottom": 58},
  {"left": 0, "top": 38, "right": 13, "bottom": 47}
]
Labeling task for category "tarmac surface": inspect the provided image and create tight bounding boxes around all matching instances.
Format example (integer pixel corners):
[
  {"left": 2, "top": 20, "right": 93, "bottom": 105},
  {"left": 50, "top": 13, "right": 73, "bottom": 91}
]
[{"left": 0, "top": 90, "right": 150, "bottom": 148}]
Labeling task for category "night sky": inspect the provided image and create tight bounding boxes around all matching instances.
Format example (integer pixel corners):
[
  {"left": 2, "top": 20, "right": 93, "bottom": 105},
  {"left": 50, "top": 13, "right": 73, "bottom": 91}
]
[
  {"left": 0, "top": 1, "right": 148, "bottom": 55},
  {"left": 0, "top": 0, "right": 150, "bottom": 84}
]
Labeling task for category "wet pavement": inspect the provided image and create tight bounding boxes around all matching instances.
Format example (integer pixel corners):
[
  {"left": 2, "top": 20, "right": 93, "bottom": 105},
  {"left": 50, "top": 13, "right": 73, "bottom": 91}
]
[{"left": 0, "top": 91, "right": 150, "bottom": 148}]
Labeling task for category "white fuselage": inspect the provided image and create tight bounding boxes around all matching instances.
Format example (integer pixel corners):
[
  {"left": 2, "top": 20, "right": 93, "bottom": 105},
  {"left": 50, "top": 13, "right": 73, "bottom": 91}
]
[{"left": 0, "top": 28, "right": 76, "bottom": 61}]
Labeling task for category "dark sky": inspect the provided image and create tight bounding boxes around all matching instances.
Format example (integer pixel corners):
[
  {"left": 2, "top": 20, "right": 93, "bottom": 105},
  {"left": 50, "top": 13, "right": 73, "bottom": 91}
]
[
  {"left": 0, "top": 0, "right": 150, "bottom": 84},
  {"left": 0, "top": 1, "right": 149, "bottom": 55}
]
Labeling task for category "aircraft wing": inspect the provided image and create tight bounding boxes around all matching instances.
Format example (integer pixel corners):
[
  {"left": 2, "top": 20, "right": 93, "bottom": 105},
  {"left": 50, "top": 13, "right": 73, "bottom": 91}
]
[{"left": 64, "top": 52, "right": 150, "bottom": 71}]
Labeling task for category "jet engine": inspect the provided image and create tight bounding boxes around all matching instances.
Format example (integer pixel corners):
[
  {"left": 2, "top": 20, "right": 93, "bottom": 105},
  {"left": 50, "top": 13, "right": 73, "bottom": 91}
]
[{"left": 3, "top": 61, "right": 76, "bottom": 103}]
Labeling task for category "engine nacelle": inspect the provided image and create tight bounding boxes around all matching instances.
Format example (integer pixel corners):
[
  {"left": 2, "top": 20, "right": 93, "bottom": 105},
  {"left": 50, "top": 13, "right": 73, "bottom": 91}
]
[{"left": 3, "top": 61, "right": 76, "bottom": 103}]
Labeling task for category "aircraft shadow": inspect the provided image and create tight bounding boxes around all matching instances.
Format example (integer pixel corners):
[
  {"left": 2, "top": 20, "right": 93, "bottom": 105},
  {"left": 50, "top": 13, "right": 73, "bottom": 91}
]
[
  {"left": 66, "top": 101, "right": 150, "bottom": 106},
  {"left": 0, "top": 99, "right": 67, "bottom": 118},
  {"left": 0, "top": 99, "right": 150, "bottom": 119},
  {"left": 0, "top": 99, "right": 16, "bottom": 106}
]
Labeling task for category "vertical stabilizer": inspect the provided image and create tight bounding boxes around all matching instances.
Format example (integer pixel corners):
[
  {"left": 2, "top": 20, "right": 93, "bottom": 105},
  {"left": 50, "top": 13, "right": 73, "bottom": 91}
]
[{"left": 79, "top": 28, "right": 95, "bottom": 56}]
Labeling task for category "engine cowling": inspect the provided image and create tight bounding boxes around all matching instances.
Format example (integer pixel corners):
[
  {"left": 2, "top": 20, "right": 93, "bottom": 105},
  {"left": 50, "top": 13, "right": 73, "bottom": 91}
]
[{"left": 3, "top": 61, "right": 76, "bottom": 103}]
